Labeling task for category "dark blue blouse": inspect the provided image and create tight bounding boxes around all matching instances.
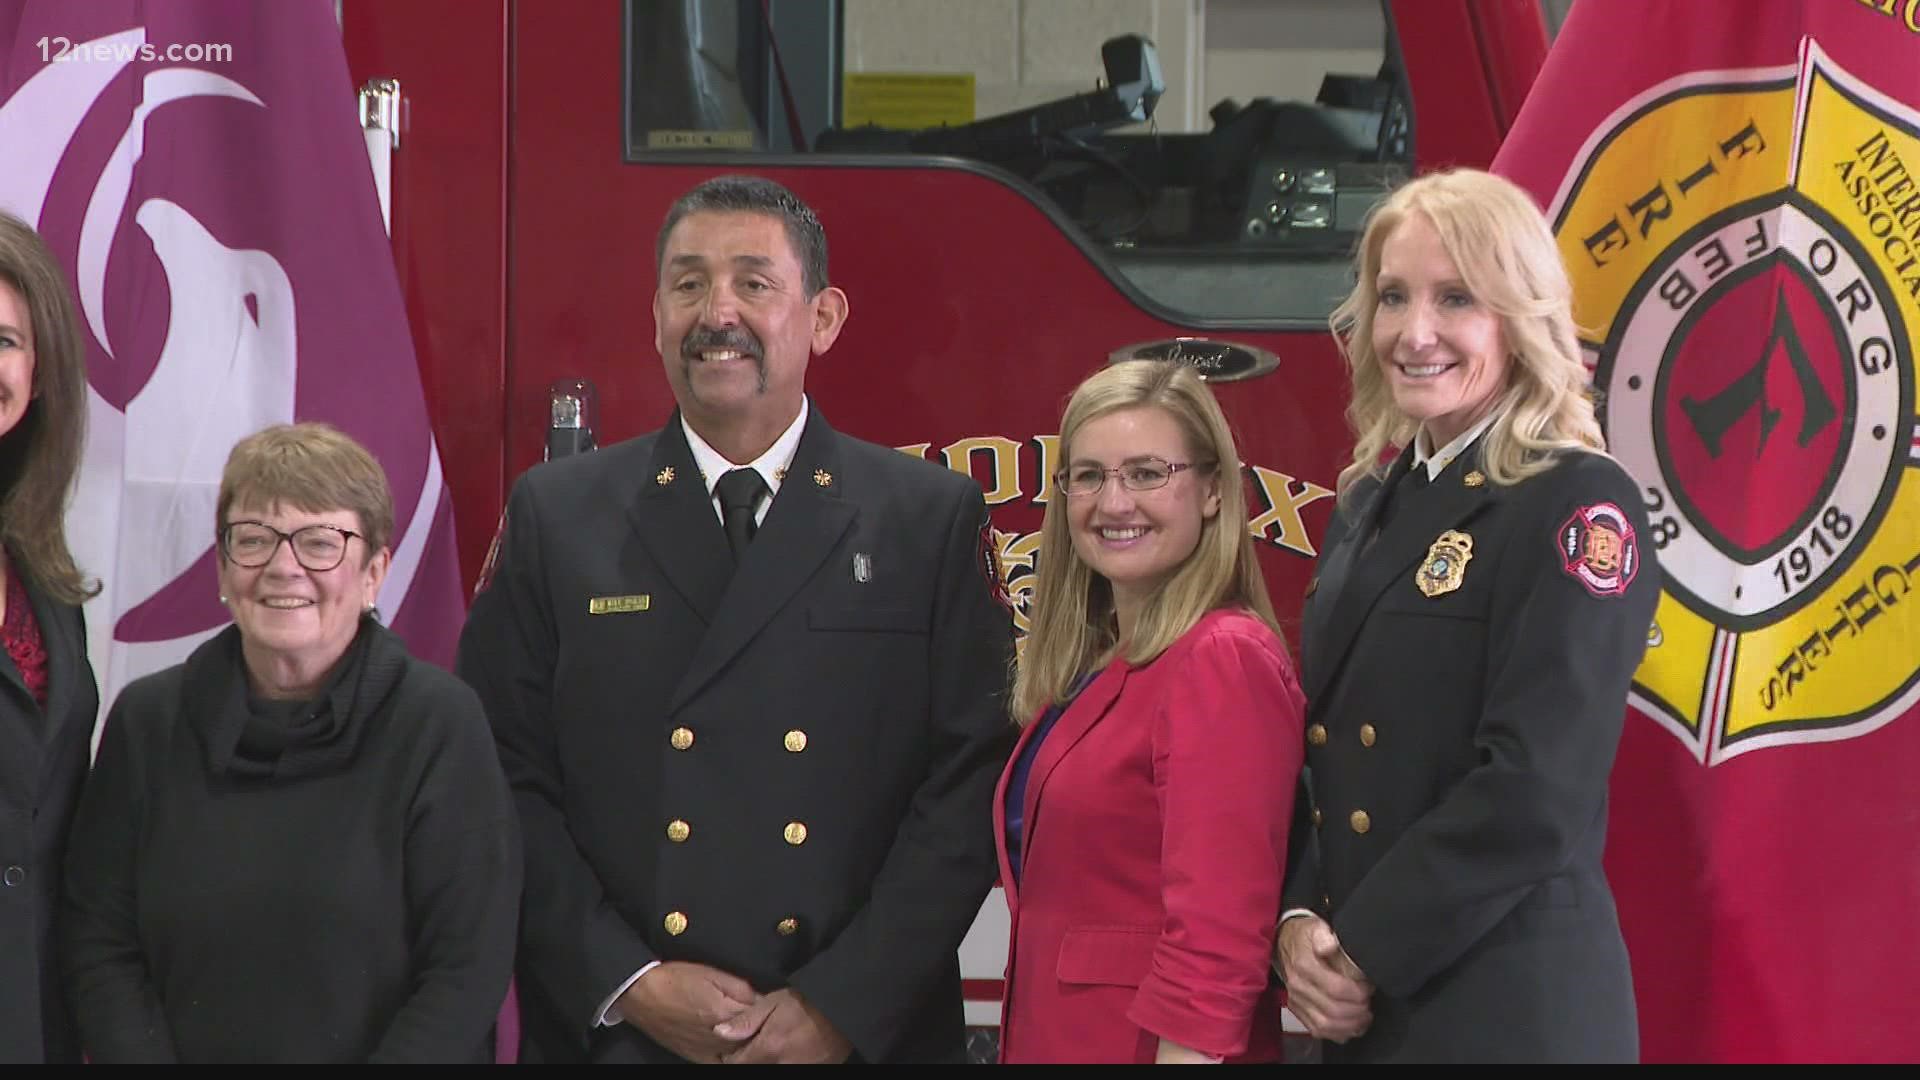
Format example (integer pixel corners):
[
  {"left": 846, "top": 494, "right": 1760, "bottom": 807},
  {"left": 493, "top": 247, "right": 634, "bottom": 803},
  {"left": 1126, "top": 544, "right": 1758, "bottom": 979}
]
[{"left": 1003, "top": 673, "right": 1096, "bottom": 884}]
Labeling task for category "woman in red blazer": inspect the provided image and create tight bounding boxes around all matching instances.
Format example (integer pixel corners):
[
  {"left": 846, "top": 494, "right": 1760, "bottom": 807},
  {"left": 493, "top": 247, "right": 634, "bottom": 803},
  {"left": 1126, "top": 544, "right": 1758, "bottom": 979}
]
[{"left": 995, "top": 360, "right": 1305, "bottom": 1064}]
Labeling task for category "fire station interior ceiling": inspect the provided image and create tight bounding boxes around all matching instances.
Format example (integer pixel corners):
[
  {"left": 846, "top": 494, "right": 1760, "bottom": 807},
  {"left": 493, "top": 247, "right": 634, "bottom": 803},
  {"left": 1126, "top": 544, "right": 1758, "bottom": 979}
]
[{"left": 624, "top": 0, "right": 1417, "bottom": 326}]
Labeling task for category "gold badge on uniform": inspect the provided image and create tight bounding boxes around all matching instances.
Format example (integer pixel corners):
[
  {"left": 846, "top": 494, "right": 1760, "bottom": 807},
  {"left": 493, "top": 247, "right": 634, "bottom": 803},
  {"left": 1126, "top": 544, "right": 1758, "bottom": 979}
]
[
  {"left": 1463, "top": 470, "right": 1486, "bottom": 488},
  {"left": 588, "top": 594, "right": 651, "bottom": 614},
  {"left": 813, "top": 468, "right": 833, "bottom": 487},
  {"left": 1416, "top": 530, "right": 1473, "bottom": 598},
  {"left": 655, "top": 467, "right": 675, "bottom": 485}
]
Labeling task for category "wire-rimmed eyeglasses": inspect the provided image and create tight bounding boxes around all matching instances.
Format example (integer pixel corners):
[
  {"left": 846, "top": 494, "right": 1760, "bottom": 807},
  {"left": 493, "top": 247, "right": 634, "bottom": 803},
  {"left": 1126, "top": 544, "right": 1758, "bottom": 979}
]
[
  {"left": 219, "top": 521, "right": 363, "bottom": 572},
  {"left": 1055, "top": 457, "right": 1213, "bottom": 497}
]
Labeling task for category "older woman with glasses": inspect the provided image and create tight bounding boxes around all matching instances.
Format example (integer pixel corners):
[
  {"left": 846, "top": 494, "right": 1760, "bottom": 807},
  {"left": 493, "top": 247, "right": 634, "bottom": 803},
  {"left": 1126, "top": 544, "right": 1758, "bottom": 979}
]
[
  {"left": 60, "top": 423, "right": 521, "bottom": 1063},
  {"left": 992, "top": 360, "right": 1305, "bottom": 1064}
]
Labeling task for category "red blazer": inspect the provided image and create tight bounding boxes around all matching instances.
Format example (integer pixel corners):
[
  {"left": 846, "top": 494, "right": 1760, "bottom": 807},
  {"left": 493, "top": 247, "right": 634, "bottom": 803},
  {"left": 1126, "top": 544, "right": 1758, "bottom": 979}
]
[{"left": 994, "top": 608, "right": 1305, "bottom": 1063}]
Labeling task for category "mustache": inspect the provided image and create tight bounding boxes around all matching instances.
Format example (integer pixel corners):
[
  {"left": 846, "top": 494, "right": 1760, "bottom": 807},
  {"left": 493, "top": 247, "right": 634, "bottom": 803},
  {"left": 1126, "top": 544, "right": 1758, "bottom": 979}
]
[{"left": 682, "top": 326, "right": 764, "bottom": 362}]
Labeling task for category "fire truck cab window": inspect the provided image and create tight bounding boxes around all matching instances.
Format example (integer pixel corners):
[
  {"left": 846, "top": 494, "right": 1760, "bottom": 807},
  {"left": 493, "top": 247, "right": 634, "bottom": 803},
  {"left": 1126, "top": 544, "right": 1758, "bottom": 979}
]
[{"left": 625, "top": 0, "right": 1408, "bottom": 324}]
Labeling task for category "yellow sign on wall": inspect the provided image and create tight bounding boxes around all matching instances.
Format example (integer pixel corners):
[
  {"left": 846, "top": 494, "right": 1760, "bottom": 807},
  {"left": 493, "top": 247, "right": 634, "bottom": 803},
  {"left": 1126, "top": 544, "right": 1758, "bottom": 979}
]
[{"left": 843, "top": 73, "right": 974, "bottom": 131}]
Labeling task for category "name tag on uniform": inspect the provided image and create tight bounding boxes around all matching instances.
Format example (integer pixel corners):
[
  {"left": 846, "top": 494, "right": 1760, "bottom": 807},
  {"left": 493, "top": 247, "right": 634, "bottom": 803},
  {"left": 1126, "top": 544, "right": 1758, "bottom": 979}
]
[{"left": 588, "top": 594, "right": 651, "bottom": 614}]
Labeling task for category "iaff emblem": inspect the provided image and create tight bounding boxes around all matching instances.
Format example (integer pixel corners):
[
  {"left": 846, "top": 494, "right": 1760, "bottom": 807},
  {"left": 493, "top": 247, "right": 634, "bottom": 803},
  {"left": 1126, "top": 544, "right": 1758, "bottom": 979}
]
[
  {"left": 1559, "top": 41, "right": 1920, "bottom": 763},
  {"left": 1559, "top": 503, "right": 1641, "bottom": 598}
]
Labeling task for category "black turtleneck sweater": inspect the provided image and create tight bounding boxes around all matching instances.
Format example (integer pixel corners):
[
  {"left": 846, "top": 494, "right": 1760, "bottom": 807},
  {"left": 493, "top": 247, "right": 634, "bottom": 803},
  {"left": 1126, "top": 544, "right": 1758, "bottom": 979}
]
[{"left": 59, "top": 620, "right": 521, "bottom": 1063}]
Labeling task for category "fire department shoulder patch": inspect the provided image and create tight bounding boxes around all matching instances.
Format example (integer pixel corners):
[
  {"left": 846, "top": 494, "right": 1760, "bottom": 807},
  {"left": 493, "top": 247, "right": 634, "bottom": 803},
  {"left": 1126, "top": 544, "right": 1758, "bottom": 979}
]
[
  {"left": 978, "top": 515, "right": 1014, "bottom": 613},
  {"left": 474, "top": 507, "right": 508, "bottom": 598},
  {"left": 1559, "top": 501, "right": 1640, "bottom": 599}
]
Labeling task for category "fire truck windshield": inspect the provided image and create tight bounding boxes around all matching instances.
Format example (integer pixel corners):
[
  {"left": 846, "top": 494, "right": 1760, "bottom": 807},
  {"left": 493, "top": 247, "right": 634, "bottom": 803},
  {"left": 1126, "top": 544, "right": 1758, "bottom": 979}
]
[{"left": 623, "top": 0, "right": 1414, "bottom": 323}]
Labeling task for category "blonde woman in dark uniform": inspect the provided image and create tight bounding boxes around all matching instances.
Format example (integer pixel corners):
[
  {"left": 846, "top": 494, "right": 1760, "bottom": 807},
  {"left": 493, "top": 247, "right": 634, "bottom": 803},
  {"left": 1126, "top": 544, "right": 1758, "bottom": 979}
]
[{"left": 1277, "top": 169, "right": 1660, "bottom": 1063}]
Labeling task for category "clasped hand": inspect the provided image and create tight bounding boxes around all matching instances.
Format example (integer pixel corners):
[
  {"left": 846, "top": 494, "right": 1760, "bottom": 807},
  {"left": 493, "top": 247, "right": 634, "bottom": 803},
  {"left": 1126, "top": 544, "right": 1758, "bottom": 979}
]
[
  {"left": 1274, "top": 916, "right": 1374, "bottom": 1043},
  {"left": 620, "top": 963, "right": 851, "bottom": 1063}
]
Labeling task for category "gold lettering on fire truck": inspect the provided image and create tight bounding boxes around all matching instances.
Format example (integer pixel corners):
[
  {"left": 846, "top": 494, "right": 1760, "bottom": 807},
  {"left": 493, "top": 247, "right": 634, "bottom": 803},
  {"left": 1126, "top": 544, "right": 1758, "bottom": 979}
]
[
  {"left": 898, "top": 434, "right": 1331, "bottom": 637},
  {"left": 1247, "top": 467, "right": 1335, "bottom": 557},
  {"left": 941, "top": 436, "right": 1024, "bottom": 505}
]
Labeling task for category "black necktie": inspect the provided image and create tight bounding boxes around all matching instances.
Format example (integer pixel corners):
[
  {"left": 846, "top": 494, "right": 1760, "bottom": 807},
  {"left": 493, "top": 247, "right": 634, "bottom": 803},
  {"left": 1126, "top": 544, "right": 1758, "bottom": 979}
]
[
  {"left": 714, "top": 467, "right": 767, "bottom": 564},
  {"left": 1371, "top": 462, "right": 1427, "bottom": 539}
]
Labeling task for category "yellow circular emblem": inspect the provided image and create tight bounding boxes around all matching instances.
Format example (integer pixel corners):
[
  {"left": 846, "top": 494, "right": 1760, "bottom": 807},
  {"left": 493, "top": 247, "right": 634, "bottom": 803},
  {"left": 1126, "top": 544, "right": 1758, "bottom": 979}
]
[{"left": 1558, "top": 50, "right": 1920, "bottom": 763}]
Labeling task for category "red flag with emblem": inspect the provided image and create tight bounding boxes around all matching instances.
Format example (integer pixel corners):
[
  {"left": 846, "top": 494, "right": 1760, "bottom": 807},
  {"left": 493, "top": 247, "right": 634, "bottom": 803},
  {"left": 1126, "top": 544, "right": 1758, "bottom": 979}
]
[{"left": 1494, "top": 0, "right": 1920, "bottom": 1063}]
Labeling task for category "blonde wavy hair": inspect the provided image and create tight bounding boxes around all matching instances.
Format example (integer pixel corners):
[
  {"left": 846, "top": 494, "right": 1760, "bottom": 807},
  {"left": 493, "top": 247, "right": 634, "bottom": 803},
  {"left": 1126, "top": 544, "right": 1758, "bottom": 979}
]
[
  {"left": 1009, "top": 360, "right": 1280, "bottom": 724},
  {"left": 1330, "top": 168, "right": 1606, "bottom": 500}
]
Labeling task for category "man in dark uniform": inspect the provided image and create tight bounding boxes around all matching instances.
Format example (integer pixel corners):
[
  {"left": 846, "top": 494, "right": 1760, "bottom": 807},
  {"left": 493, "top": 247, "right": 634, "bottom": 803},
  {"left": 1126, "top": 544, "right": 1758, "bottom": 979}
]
[{"left": 456, "top": 175, "right": 1013, "bottom": 1064}]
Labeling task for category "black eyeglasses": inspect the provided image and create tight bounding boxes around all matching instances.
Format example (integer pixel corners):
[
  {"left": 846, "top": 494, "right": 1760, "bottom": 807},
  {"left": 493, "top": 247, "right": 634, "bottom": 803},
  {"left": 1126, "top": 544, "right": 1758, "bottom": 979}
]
[
  {"left": 1055, "top": 458, "right": 1214, "bottom": 497},
  {"left": 219, "top": 521, "right": 363, "bottom": 572}
]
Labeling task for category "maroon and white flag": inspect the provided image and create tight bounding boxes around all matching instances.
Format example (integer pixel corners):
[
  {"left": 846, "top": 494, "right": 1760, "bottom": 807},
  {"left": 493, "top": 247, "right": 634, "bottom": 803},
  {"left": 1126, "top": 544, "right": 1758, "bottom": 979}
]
[
  {"left": 0, "top": 0, "right": 466, "bottom": 707},
  {"left": 1495, "top": 0, "right": 1920, "bottom": 1062}
]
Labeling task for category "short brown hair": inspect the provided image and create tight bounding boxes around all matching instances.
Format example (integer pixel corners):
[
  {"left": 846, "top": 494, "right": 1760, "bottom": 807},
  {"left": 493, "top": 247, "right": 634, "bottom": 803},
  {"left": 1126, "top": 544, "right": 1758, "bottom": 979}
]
[
  {"left": 0, "top": 211, "right": 96, "bottom": 603},
  {"left": 217, "top": 423, "right": 395, "bottom": 555}
]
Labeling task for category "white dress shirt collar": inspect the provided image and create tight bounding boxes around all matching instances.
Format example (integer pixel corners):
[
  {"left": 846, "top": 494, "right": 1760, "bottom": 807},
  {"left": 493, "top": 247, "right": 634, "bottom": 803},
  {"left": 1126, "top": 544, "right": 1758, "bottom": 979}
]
[
  {"left": 680, "top": 397, "right": 809, "bottom": 524},
  {"left": 1412, "top": 409, "right": 1500, "bottom": 482}
]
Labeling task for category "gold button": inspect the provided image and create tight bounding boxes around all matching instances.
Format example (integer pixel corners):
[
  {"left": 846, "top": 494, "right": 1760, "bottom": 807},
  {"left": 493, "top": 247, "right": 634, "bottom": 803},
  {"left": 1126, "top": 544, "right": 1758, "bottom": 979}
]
[
  {"left": 1350, "top": 810, "right": 1371, "bottom": 834},
  {"left": 1307, "top": 724, "right": 1328, "bottom": 747},
  {"left": 664, "top": 911, "right": 688, "bottom": 936},
  {"left": 783, "top": 822, "right": 808, "bottom": 846},
  {"left": 1311, "top": 807, "right": 1323, "bottom": 827},
  {"left": 666, "top": 819, "right": 691, "bottom": 843},
  {"left": 784, "top": 730, "right": 808, "bottom": 753},
  {"left": 670, "top": 727, "right": 694, "bottom": 751},
  {"left": 1359, "top": 723, "right": 1377, "bottom": 747},
  {"left": 776, "top": 918, "right": 799, "bottom": 936}
]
